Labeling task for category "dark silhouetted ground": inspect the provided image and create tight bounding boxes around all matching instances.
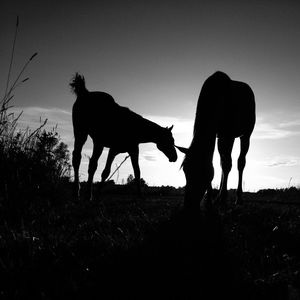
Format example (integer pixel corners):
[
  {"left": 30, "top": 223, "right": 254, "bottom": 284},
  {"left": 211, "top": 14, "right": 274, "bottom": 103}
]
[{"left": 0, "top": 185, "right": 299, "bottom": 299}]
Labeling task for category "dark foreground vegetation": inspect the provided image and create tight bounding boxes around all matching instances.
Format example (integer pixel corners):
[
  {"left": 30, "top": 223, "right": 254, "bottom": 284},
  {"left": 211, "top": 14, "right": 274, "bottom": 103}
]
[{"left": 0, "top": 184, "right": 300, "bottom": 299}]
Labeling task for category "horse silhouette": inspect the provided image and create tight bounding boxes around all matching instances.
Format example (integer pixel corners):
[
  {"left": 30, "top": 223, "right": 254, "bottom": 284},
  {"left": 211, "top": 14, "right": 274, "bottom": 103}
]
[
  {"left": 179, "top": 71, "right": 255, "bottom": 210},
  {"left": 70, "top": 73, "right": 177, "bottom": 200}
]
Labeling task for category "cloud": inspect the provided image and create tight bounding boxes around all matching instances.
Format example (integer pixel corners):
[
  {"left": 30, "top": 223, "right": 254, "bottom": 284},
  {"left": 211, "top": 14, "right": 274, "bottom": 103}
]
[
  {"left": 141, "top": 149, "right": 159, "bottom": 162},
  {"left": 13, "top": 106, "right": 71, "bottom": 123},
  {"left": 253, "top": 122, "right": 294, "bottom": 139},
  {"left": 264, "top": 156, "right": 300, "bottom": 167},
  {"left": 11, "top": 106, "right": 73, "bottom": 144},
  {"left": 279, "top": 119, "right": 300, "bottom": 128},
  {"left": 143, "top": 155, "right": 157, "bottom": 162},
  {"left": 253, "top": 114, "right": 300, "bottom": 140}
]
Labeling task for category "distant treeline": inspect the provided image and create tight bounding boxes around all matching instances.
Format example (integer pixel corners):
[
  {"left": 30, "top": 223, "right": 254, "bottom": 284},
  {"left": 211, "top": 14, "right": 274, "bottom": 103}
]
[
  {"left": 87, "top": 180, "right": 299, "bottom": 198},
  {"left": 84, "top": 180, "right": 185, "bottom": 197}
]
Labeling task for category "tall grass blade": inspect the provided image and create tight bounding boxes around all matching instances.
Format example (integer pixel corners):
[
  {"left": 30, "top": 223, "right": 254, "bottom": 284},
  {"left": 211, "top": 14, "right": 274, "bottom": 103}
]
[
  {"left": 6, "top": 52, "right": 38, "bottom": 98},
  {"left": 4, "top": 16, "right": 19, "bottom": 100}
]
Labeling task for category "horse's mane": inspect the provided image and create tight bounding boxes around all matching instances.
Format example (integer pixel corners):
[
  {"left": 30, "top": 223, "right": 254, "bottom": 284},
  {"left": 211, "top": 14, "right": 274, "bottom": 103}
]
[
  {"left": 70, "top": 73, "right": 88, "bottom": 97},
  {"left": 117, "top": 105, "right": 151, "bottom": 128}
]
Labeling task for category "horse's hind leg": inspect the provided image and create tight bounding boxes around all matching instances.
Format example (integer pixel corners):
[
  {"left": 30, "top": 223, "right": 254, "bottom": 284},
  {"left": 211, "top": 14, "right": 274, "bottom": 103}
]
[
  {"left": 101, "top": 149, "right": 117, "bottom": 182},
  {"left": 236, "top": 135, "right": 250, "bottom": 205},
  {"left": 72, "top": 133, "right": 87, "bottom": 199},
  {"left": 217, "top": 137, "right": 235, "bottom": 206},
  {"left": 204, "top": 183, "right": 213, "bottom": 210},
  {"left": 87, "top": 142, "right": 103, "bottom": 201},
  {"left": 129, "top": 146, "right": 142, "bottom": 198}
]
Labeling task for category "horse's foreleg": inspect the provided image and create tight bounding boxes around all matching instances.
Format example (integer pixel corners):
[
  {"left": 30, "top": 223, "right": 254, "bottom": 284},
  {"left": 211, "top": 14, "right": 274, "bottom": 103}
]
[
  {"left": 205, "top": 183, "right": 213, "bottom": 209},
  {"left": 87, "top": 143, "right": 103, "bottom": 201},
  {"left": 183, "top": 135, "right": 216, "bottom": 212},
  {"left": 72, "top": 133, "right": 87, "bottom": 199},
  {"left": 236, "top": 136, "right": 250, "bottom": 205},
  {"left": 184, "top": 179, "right": 212, "bottom": 212},
  {"left": 183, "top": 161, "right": 214, "bottom": 212},
  {"left": 129, "top": 147, "right": 142, "bottom": 197},
  {"left": 217, "top": 137, "right": 234, "bottom": 206},
  {"left": 101, "top": 149, "right": 117, "bottom": 182}
]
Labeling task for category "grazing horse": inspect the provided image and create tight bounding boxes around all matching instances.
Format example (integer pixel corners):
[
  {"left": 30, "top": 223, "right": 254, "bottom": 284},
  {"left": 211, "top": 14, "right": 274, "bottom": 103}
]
[
  {"left": 179, "top": 71, "right": 255, "bottom": 210},
  {"left": 70, "top": 73, "right": 177, "bottom": 200}
]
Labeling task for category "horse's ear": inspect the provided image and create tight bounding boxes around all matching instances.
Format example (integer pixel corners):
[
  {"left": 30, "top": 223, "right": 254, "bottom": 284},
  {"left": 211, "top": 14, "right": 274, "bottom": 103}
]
[{"left": 167, "top": 125, "right": 174, "bottom": 131}]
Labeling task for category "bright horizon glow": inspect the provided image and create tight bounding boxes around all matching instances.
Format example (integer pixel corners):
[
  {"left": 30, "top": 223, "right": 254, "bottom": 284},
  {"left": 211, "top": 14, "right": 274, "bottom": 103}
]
[{"left": 13, "top": 105, "right": 300, "bottom": 191}]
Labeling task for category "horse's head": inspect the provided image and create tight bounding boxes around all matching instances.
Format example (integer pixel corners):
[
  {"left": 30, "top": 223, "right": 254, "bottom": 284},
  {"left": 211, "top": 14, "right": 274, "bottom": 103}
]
[{"left": 156, "top": 125, "right": 178, "bottom": 162}]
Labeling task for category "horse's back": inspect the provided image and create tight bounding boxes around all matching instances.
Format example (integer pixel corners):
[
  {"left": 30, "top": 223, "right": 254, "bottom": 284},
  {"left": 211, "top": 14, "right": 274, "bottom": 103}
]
[
  {"left": 196, "top": 72, "right": 255, "bottom": 138},
  {"left": 101, "top": 106, "right": 146, "bottom": 148},
  {"left": 72, "top": 91, "right": 117, "bottom": 136},
  {"left": 72, "top": 90, "right": 146, "bottom": 148},
  {"left": 218, "top": 80, "right": 255, "bottom": 138}
]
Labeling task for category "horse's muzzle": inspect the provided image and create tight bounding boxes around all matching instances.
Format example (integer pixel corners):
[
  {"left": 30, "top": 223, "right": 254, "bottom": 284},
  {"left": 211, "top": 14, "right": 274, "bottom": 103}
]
[{"left": 169, "top": 154, "right": 178, "bottom": 162}]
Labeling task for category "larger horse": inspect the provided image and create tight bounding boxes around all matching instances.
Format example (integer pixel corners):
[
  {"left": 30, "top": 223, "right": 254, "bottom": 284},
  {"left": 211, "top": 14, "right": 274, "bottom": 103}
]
[
  {"left": 180, "top": 71, "right": 255, "bottom": 210},
  {"left": 70, "top": 73, "right": 177, "bottom": 200}
]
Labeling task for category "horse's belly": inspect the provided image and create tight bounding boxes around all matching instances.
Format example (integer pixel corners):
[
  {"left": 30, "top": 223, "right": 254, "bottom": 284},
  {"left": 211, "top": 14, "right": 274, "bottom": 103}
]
[
  {"left": 217, "top": 114, "right": 254, "bottom": 138},
  {"left": 89, "top": 130, "right": 137, "bottom": 152}
]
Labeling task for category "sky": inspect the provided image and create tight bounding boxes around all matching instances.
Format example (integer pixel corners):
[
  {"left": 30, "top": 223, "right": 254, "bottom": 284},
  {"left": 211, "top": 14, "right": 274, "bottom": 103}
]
[{"left": 1, "top": 0, "right": 300, "bottom": 191}]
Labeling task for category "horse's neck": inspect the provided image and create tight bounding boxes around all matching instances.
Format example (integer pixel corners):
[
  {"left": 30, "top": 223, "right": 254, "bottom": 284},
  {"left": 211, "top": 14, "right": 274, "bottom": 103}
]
[
  {"left": 189, "top": 132, "right": 216, "bottom": 159},
  {"left": 138, "top": 119, "right": 162, "bottom": 144}
]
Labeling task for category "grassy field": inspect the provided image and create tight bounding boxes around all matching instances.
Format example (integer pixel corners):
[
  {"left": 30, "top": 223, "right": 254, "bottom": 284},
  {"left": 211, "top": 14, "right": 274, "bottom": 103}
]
[{"left": 0, "top": 184, "right": 299, "bottom": 299}]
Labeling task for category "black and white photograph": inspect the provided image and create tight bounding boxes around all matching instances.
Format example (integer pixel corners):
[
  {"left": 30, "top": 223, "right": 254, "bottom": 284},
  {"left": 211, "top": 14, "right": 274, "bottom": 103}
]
[{"left": 1, "top": 1, "right": 300, "bottom": 299}]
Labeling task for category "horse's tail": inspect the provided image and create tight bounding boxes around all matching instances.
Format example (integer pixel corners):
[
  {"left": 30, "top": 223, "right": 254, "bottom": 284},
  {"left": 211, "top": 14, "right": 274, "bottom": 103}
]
[{"left": 70, "top": 73, "right": 88, "bottom": 97}]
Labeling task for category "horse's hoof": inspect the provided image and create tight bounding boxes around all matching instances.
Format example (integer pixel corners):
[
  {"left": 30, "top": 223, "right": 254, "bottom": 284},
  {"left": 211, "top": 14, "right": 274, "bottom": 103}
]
[
  {"left": 84, "top": 192, "right": 93, "bottom": 202},
  {"left": 235, "top": 192, "right": 243, "bottom": 205},
  {"left": 215, "top": 194, "right": 226, "bottom": 206},
  {"left": 73, "top": 188, "right": 80, "bottom": 201},
  {"left": 201, "top": 197, "right": 213, "bottom": 211}
]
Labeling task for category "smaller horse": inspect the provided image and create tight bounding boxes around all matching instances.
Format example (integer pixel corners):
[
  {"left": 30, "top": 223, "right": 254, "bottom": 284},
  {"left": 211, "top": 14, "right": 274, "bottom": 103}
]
[
  {"left": 179, "top": 71, "right": 256, "bottom": 210},
  {"left": 70, "top": 73, "right": 177, "bottom": 200}
]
